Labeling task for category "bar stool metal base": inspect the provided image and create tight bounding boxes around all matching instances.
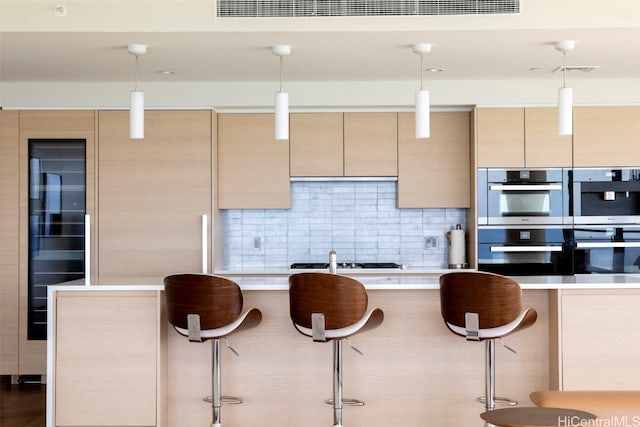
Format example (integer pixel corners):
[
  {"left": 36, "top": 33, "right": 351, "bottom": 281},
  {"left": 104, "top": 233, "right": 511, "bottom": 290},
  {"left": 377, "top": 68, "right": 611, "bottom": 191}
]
[
  {"left": 476, "top": 396, "right": 518, "bottom": 406},
  {"left": 203, "top": 396, "right": 243, "bottom": 404}
]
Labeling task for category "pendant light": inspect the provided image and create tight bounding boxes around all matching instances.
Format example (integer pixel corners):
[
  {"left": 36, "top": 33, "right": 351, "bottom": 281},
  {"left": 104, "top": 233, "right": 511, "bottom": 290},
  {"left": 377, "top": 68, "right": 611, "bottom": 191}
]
[
  {"left": 555, "top": 40, "right": 575, "bottom": 136},
  {"left": 413, "top": 43, "right": 431, "bottom": 139},
  {"left": 128, "top": 44, "right": 147, "bottom": 139},
  {"left": 272, "top": 45, "right": 291, "bottom": 141}
]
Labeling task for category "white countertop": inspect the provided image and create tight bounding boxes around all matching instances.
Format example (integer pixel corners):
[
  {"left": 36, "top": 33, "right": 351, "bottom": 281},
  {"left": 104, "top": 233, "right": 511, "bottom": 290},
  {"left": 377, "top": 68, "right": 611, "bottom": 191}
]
[{"left": 48, "top": 272, "right": 640, "bottom": 292}]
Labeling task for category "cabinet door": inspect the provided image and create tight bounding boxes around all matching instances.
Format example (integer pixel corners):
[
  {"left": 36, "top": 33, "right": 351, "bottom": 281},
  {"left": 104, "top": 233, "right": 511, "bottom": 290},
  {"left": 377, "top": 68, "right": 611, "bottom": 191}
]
[
  {"left": 18, "top": 110, "right": 96, "bottom": 375},
  {"left": 524, "top": 107, "right": 573, "bottom": 167},
  {"left": 476, "top": 108, "right": 525, "bottom": 168},
  {"left": 290, "top": 113, "right": 344, "bottom": 176},
  {"left": 218, "top": 113, "right": 291, "bottom": 208},
  {"left": 398, "top": 112, "right": 470, "bottom": 208},
  {"left": 98, "top": 110, "right": 212, "bottom": 282},
  {"left": 573, "top": 107, "right": 640, "bottom": 167},
  {"left": 0, "top": 111, "right": 19, "bottom": 375},
  {"left": 55, "top": 291, "right": 158, "bottom": 426},
  {"left": 344, "top": 112, "right": 398, "bottom": 176}
]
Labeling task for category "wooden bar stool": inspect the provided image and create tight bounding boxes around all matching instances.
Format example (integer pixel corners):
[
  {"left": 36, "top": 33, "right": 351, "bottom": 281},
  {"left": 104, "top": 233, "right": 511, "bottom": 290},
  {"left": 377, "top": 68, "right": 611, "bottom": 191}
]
[
  {"left": 164, "top": 274, "right": 262, "bottom": 427},
  {"left": 439, "top": 271, "right": 537, "bottom": 411},
  {"left": 289, "top": 272, "right": 384, "bottom": 427}
]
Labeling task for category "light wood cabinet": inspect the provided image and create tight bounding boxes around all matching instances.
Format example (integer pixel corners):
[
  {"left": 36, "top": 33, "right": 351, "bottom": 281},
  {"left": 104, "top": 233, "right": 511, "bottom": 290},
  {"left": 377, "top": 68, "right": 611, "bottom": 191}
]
[
  {"left": 397, "top": 112, "right": 471, "bottom": 208},
  {"left": 97, "top": 110, "right": 212, "bottom": 282},
  {"left": 290, "top": 113, "right": 343, "bottom": 176},
  {"left": 524, "top": 107, "right": 572, "bottom": 167},
  {"left": 477, "top": 107, "right": 572, "bottom": 168},
  {"left": 553, "top": 289, "right": 640, "bottom": 390},
  {"left": 217, "top": 113, "right": 291, "bottom": 209},
  {"left": 476, "top": 108, "right": 525, "bottom": 168},
  {"left": 0, "top": 110, "right": 20, "bottom": 375},
  {"left": 344, "top": 112, "right": 397, "bottom": 176},
  {"left": 573, "top": 106, "right": 640, "bottom": 167},
  {"left": 54, "top": 290, "right": 160, "bottom": 426},
  {"left": 18, "top": 110, "right": 96, "bottom": 375}
]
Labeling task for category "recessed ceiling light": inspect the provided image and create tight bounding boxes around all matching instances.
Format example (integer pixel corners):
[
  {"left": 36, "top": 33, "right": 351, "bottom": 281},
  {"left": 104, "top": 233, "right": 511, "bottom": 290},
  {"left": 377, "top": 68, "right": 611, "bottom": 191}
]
[
  {"left": 158, "top": 70, "right": 176, "bottom": 75},
  {"left": 426, "top": 68, "right": 444, "bottom": 73}
]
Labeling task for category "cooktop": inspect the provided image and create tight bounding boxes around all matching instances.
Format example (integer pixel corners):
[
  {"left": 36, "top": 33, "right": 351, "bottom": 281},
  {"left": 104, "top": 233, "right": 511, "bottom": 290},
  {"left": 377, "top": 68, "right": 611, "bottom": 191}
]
[{"left": 290, "top": 262, "right": 402, "bottom": 269}]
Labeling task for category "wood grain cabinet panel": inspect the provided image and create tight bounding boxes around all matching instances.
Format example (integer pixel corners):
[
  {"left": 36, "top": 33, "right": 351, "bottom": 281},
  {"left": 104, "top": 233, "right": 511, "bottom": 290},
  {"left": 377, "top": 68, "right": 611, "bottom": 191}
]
[
  {"left": 397, "top": 112, "right": 470, "bottom": 208},
  {"left": 476, "top": 108, "right": 525, "bottom": 168},
  {"left": 54, "top": 291, "right": 158, "bottom": 426},
  {"left": 217, "top": 113, "right": 290, "bottom": 209},
  {"left": 97, "top": 110, "right": 212, "bottom": 282},
  {"left": 573, "top": 106, "right": 640, "bottom": 167},
  {"left": 344, "top": 112, "right": 398, "bottom": 176},
  {"left": 524, "top": 107, "right": 572, "bottom": 167},
  {"left": 290, "top": 113, "right": 344, "bottom": 176},
  {"left": 0, "top": 111, "right": 20, "bottom": 375}
]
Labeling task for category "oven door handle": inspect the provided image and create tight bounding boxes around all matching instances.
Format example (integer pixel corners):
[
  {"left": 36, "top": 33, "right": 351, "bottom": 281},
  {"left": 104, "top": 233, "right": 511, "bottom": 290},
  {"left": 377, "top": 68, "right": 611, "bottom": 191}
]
[
  {"left": 576, "top": 242, "right": 640, "bottom": 248},
  {"left": 490, "top": 245, "right": 563, "bottom": 252},
  {"left": 489, "top": 184, "right": 562, "bottom": 191}
]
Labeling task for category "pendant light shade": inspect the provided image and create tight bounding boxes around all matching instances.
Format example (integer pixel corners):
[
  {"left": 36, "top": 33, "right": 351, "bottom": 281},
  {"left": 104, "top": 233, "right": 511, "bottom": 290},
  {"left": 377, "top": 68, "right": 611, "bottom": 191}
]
[
  {"left": 274, "top": 91, "right": 289, "bottom": 141},
  {"left": 272, "top": 45, "right": 291, "bottom": 141},
  {"left": 129, "top": 90, "right": 144, "bottom": 139},
  {"left": 127, "top": 44, "right": 147, "bottom": 139},
  {"left": 558, "top": 86, "right": 573, "bottom": 136},
  {"left": 415, "top": 89, "right": 430, "bottom": 139},
  {"left": 555, "top": 40, "right": 575, "bottom": 136},
  {"left": 413, "top": 43, "right": 432, "bottom": 139}
]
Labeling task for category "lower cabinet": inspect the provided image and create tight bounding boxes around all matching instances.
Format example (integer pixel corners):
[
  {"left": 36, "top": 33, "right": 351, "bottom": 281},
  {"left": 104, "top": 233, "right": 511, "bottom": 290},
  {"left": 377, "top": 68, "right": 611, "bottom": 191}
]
[
  {"left": 52, "top": 290, "right": 161, "bottom": 427},
  {"left": 550, "top": 289, "right": 640, "bottom": 390}
]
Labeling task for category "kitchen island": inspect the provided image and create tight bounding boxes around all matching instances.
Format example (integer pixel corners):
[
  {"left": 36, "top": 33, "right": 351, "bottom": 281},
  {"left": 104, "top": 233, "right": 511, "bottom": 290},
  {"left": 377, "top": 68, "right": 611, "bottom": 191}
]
[{"left": 46, "top": 272, "right": 640, "bottom": 427}]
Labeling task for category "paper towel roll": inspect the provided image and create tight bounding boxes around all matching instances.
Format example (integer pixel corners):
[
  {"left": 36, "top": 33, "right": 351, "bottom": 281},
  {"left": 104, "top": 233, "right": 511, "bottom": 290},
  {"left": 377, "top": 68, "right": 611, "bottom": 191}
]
[{"left": 448, "top": 228, "right": 466, "bottom": 268}]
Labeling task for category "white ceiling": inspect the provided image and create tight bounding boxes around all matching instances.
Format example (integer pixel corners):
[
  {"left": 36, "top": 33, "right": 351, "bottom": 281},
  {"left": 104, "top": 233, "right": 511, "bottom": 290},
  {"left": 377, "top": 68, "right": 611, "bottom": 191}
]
[{"left": 1, "top": 1, "right": 640, "bottom": 85}]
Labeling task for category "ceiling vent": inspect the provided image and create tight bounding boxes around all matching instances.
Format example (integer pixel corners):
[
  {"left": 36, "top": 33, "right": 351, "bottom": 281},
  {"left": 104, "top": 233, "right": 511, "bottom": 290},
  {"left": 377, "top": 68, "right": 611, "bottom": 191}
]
[{"left": 215, "top": 0, "right": 520, "bottom": 18}]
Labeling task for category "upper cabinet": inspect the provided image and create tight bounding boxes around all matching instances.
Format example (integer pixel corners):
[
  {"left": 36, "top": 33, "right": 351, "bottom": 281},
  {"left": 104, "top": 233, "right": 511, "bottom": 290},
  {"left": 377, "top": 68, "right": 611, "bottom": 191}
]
[
  {"left": 344, "top": 112, "right": 397, "bottom": 176},
  {"left": 397, "top": 112, "right": 471, "bottom": 208},
  {"left": 97, "top": 110, "right": 213, "bottom": 282},
  {"left": 573, "top": 107, "right": 640, "bottom": 167},
  {"left": 476, "top": 107, "right": 572, "bottom": 168},
  {"left": 476, "top": 108, "right": 524, "bottom": 168},
  {"left": 289, "top": 112, "right": 398, "bottom": 177},
  {"left": 217, "top": 113, "right": 290, "bottom": 209},
  {"left": 290, "top": 113, "right": 343, "bottom": 176}
]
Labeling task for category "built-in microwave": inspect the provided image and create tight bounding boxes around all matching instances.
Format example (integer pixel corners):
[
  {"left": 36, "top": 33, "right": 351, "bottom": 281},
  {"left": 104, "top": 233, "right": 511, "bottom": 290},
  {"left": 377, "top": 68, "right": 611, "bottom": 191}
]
[
  {"left": 573, "top": 168, "right": 640, "bottom": 225},
  {"left": 478, "top": 168, "right": 571, "bottom": 225},
  {"left": 478, "top": 226, "right": 574, "bottom": 276},
  {"left": 574, "top": 226, "right": 640, "bottom": 274}
]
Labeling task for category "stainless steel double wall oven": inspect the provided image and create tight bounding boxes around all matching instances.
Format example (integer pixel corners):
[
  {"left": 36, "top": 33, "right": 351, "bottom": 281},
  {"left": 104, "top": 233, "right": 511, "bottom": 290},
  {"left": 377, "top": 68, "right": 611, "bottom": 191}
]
[{"left": 477, "top": 168, "right": 573, "bottom": 275}]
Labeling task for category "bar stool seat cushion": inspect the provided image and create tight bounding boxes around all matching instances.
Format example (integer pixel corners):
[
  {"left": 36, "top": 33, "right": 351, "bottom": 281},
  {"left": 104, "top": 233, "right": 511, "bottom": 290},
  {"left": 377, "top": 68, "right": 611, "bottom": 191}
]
[
  {"left": 445, "top": 307, "right": 537, "bottom": 340},
  {"left": 173, "top": 307, "right": 262, "bottom": 340},
  {"left": 293, "top": 307, "right": 384, "bottom": 340}
]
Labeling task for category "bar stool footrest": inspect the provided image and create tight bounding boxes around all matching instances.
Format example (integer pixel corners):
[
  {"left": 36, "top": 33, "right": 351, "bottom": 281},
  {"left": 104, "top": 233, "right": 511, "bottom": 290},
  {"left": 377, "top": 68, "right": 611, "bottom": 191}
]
[
  {"left": 324, "top": 398, "right": 365, "bottom": 406},
  {"left": 203, "top": 395, "right": 244, "bottom": 404}
]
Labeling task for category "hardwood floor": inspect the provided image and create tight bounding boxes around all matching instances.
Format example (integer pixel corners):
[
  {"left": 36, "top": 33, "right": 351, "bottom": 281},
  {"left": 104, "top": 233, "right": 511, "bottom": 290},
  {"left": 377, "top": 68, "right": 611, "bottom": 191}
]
[{"left": 0, "top": 376, "right": 46, "bottom": 427}]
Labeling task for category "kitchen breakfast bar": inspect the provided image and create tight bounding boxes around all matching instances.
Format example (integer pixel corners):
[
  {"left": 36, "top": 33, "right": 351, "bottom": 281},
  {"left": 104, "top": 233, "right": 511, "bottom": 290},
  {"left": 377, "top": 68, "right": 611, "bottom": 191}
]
[{"left": 46, "top": 272, "right": 640, "bottom": 427}]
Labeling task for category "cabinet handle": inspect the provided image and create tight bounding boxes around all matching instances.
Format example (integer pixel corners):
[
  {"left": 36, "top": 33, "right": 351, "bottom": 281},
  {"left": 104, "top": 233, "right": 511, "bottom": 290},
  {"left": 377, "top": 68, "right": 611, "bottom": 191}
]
[
  {"left": 202, "top": 214, "right": 208, "bottom": 274},
  {"left": 490, "top": 245, "right": 563, "bottom": 252},
  {"left": 489, "top": 184, "right": 562, "bottom": 191},
  {"left": 576, "top": 242, "right": 640, "bottom": 248},
  {"left": 85, "top": 214, "right": 91, "bottom": 286}
]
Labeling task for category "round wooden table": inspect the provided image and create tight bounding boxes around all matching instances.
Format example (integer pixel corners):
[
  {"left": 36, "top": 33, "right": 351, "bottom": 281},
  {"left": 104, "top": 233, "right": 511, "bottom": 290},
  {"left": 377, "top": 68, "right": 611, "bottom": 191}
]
[{"left": 480, "top": 407, "right": 597, "bottom": 427}]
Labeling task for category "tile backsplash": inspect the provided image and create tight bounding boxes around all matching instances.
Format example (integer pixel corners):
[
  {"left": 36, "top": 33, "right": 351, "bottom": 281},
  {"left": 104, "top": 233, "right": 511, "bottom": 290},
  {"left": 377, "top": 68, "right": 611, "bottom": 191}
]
[{"left": 220, "top": 181, "right": 466, "bottom": 269}]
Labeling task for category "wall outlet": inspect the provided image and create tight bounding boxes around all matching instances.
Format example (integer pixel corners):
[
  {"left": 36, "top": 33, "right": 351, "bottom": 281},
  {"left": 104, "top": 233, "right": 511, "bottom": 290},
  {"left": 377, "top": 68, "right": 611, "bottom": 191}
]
[
  {"left": 424, "top": 236, "right": 439, "bottom": 250},
  {"left": 253, "top": 236, "right": 262, "bottom": 251}
]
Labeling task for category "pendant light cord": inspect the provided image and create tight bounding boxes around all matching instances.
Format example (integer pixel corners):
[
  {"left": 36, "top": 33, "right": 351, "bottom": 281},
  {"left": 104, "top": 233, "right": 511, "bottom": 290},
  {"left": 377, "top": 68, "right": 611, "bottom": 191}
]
[
  {"left": 279, "top": 54, "right": 283, "bottom": 93},
  {"left": 420, "top": 52, "right": 424, "bottom": 90},
  {"left": 134, "top": 55, "right": 140, "bottom": 91},
  {"left": 562, "top": 49, "right": 567, "bottom": 89}
]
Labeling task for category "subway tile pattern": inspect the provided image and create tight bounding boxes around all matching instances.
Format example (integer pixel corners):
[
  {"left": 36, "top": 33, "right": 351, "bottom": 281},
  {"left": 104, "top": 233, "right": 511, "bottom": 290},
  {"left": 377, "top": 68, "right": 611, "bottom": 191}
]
[{"left": 221, "top": 181, "right": 466, "bottom": 269}]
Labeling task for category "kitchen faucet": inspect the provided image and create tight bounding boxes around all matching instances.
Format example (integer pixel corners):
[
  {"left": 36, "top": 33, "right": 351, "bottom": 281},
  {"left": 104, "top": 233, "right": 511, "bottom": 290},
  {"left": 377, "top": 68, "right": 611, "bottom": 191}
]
[{"left": 329, "top": 250, "right": 337, "bottom": 274}]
